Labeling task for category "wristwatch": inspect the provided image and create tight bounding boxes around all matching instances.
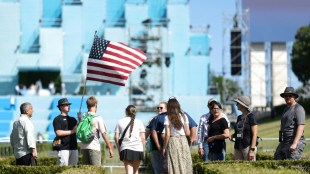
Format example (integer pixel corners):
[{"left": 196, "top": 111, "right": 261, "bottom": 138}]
[{"left": 250, "top": 147, "right": 255, "bottom": 151}]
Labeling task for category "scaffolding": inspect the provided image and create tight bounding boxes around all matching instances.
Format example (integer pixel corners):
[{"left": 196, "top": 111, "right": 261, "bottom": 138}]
[
  {"left": 222, "top": 3, "right": 250, "bottom": 101},
  {"left": 128, "top": 19, "right": 169, "bottom": 111}
]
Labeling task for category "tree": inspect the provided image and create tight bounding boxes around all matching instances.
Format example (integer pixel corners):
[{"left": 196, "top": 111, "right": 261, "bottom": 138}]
[
  {"left": 212, "top": 75, "right": 243, "bottom": 103},
  {"left": 291, "top": 26, "right": 310, "bottom": 85}
]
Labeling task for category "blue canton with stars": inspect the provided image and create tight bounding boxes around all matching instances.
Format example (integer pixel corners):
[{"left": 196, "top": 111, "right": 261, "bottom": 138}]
[{"left": 88, "top": 35, "right": 110, "bottom": 60}]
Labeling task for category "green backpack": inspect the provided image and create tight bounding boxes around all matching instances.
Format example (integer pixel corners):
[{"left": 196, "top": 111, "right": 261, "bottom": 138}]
[{"left": 76, "top": 113, "right": 97, "bottom": 143}]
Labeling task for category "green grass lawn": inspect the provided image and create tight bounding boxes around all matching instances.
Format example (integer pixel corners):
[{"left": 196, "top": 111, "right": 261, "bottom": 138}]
[{"left": 257, "top": 114, "right": 310, "bottom": 138}]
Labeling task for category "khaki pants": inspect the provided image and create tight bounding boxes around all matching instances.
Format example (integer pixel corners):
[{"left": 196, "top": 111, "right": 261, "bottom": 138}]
[
  {"left": 81, "top": 149, "right": 101, "bottom": 166},
  {"left": 234, "top": 146, "right": 257, "bottom": 161}
]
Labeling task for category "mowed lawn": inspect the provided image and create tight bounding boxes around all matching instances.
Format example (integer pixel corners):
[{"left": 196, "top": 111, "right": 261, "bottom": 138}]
[{"left": 258, "top": 115, "right": 310, "bottom": 138}]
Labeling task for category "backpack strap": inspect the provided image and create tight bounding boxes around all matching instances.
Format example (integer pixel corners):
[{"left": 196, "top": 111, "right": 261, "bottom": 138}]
[{"left": 120, "top": 121, "right": 131, "bottom": 140}]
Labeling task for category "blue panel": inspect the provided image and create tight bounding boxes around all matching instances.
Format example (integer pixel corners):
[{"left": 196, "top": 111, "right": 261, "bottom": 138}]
[
  {"left": 62, "top": 6, "right": 83, "bottom": 74},
  {"left": 167, "top": 0, "right": 188, "bottom": 5},
  {"left": 148, "top": 0, "right": 167, "bottom": 26},
  {"left": 106, "top": 0, "right": 125, "bottom": 27},
  {"left": 0, "top": 98, "right": 13, "bottom": 110},
  {"left": 42, "top": 0, "right": 62, "bottom": 27},
  {"left": 83, "top": 0, "right": 105, "bottom": 53},
  {"left": 167, "top": 4, "right": 190, "bottom": 95},
  {"left": 20, "top": 0, "right": 41, "bottom": 53},
  {"left": 0, "top": 0, "right": 18, "bottom": 2},
  {"left": 190, "top": 34, "right": 210, "bottom": 56},
  {"left": 126, "top": 0, "right": 145, "bottom": 4},
  {"left": 51, "top": 97, "right": 88, "bottom": 111},
  {"left": 0, "top": 122, "right": 10, "bottom": 132},
  {"left": 63, "top": 0, "right": 82, "bottom": 5},
  {"left": 189, "top": 55, "right": 209, "bottom": 95},
  {"left": 0, "top": 111, "right": 14, "bottom": 120}
]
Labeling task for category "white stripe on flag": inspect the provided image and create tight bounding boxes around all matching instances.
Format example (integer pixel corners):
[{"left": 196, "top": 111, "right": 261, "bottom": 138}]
[
  {"left": 103, "top": 52, "right": 139, "bottom": 68},
  {"left": 110, "top": 42, "right": 147, "bottom": 60},
  {"left": 87, "top": 58, "right": 134, "bottom": 72},
  {"left": 86, "top": 73, "right": 127, "bottom": 84},
  {"left": 106, "top": 47, "right": 144, "bottom": 65},
  {"left": 87, "top": 65, "right": 130, "bottom": 77}
]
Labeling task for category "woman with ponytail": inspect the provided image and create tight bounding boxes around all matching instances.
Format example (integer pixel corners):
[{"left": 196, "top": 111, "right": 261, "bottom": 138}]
[
  {"left": 162, "top": 97, "right": 193, "bottom": 174},
  {"left": 115, "top": 105, "right": 145, "bottom": 174}
]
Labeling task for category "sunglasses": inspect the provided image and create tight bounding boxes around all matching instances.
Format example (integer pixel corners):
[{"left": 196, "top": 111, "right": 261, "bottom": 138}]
[
  {"left": 157, "top": 107, "right": 164, "bottom": 110},
  {"left": 284, "top": 95, "right": 293, "bottom": 98}
]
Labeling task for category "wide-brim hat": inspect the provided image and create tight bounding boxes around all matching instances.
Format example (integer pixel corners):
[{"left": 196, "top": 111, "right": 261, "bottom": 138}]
[
  {"left": 233, "top": 96, "right": 251, "bottom": 110},
  {"left": 57, "top": 98, "right": 72, "bottom": 107},
  {"left": 280, "top": 87, "right": 299, "bottom": 99}
]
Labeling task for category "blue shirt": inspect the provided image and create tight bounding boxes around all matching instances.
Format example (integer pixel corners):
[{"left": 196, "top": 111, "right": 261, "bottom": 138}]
[{"left": 151, "top": 112, "right": 197, "bottom": 146}]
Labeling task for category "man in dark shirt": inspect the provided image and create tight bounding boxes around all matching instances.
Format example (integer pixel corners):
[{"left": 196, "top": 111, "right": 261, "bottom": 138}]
[
  {"left": 53, "top": 98, "right": 78, "bottom": 166},
  {"left": 145, "top": 102, "right": 167, "bottom": 174},
  {"left": 274, "top": 87, "right": 306, "bottom": 160}
]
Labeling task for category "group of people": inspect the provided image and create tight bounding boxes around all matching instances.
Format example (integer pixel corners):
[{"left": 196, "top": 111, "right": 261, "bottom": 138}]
[{"left": 9, "top": 86, "right": 306, "bottom": 174}]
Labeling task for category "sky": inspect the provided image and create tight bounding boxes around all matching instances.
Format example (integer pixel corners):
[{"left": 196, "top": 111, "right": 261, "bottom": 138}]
[
  {"left": 189, "top": 0, "right": 236, "bottom": 76},
  {"left": 189, "top": 0, "right": 310, "bottom": 89}
]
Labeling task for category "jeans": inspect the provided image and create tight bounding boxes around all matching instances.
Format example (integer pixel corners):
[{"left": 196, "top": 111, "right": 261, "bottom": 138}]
[
  {"left": 202, "top": 142, "right": 209, "bottom": 162},
  {"left": 210, "top": 149, "right": 225, "bottom": 161},
  {"left": 151, "top": 150, "right": 161, "bottom": 174}
]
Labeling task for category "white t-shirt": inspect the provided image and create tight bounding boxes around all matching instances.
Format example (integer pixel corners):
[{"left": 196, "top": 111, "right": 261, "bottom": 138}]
[
  {"left": 115, "top": 117, "right": 145, "bottom": 152},
  {"left": 164, "top": 114, "right": 189, "bottom": 137},
  {"left": 81, "top": 112, "right": 107, "bottom": 151}
]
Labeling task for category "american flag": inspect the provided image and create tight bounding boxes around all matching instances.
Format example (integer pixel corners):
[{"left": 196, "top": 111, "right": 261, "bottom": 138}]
[{"left": 87, "top": 35, "right": 146, "bottom": 86}]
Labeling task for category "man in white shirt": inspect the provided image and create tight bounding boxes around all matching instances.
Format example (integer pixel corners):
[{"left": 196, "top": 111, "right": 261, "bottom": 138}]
[
  {"left": 10, "top": 102, "right": 37, "bottom": 165},
  {"left": 78, "top": 96, "right": 114, "bottom": 165}
]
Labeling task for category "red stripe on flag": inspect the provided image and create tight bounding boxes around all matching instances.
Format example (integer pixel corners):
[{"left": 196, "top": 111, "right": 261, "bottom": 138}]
[
  {"left": 86, "top": 77, "right": 125, "bottom": 86},
  {"left": 108, "top": 44, "right": 145, "bottom": 63},
  {"left": 87, "top": 61, "right": 132, "bottom": 74},
  {"left": 104, "top": 50, "right": 140, "bottom": 67},
  {"left": 101, "top": 56, "right": 136, "bottom": 70},
  {"left": 87, "top": 70, "right": 128, "bottom": 80}
]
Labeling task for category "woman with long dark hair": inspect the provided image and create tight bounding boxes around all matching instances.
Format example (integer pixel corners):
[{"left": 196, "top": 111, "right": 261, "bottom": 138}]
[
  {"left": 115, "top": 105, "right": 145, "bottom": 174},
  {"left": 162, "top": 98, "right": 192, "bottom": 174}
]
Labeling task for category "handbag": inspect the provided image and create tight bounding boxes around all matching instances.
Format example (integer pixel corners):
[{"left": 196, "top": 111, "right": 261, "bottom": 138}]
[
  {"left": 52, "top": 136, "right": 62, "bottom": 151},
  {"left": 119, "top": 122, "right": 131, "bottom": 147}
]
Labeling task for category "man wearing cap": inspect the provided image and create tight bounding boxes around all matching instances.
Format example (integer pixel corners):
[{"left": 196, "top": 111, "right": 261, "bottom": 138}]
[
  {"left": 197, "top": 98, "right": 230, "bottom": 161},
  {"left": 53, "top": 98, "right": 78, "bottom": 166},
  {"left": 274, "top": 87, "right": 306, "bottom": 160}
]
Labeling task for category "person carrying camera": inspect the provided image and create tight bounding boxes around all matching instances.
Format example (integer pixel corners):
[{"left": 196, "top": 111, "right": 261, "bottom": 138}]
[{"left": 230, "top": 96, "right": 258, "bottom": 161}]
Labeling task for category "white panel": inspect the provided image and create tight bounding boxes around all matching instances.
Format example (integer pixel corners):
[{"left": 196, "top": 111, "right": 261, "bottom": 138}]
[
  {"left": 271, "top": 43, "right": 287, "bottom": 106},
  {"left": 250, "top": 43, "right": 266, "bottom": 107},
  {"left": 39, "top": 28, "right": 63, "bottom": 69}
]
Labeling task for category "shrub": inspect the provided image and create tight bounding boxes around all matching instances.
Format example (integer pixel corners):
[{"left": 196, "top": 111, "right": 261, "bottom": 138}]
[{"left": 0, "top": 165, "right": 105, "bottom": 174}]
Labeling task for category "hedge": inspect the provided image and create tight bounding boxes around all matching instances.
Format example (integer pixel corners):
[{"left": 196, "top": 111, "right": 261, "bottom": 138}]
[
  {"left": 0, "top": 156, "right": 85, "bottom": 166},
  {"left": 193, "top": 160, "right": 310, "bottom": 174},
  {"left": 0, "top": 165, "right": 105, "bottom": 174}
]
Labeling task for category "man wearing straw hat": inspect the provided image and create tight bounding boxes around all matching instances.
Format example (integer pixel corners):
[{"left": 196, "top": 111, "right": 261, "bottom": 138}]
[{"left": 274, "top": 87, "right": 306, "bottom": 160}]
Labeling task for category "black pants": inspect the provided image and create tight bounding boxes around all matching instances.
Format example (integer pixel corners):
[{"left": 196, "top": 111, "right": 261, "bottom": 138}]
[{"left": 16, "top": 153, "right": 33, "bottom": 166}]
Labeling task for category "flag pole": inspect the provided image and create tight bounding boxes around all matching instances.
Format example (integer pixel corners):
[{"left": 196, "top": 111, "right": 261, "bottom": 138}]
[
  {"left": 79, "top": 78, "right": 87, "bottom": 113},
  {"left": 78, "top": 30, "right": 97, "bottom": 114}
]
